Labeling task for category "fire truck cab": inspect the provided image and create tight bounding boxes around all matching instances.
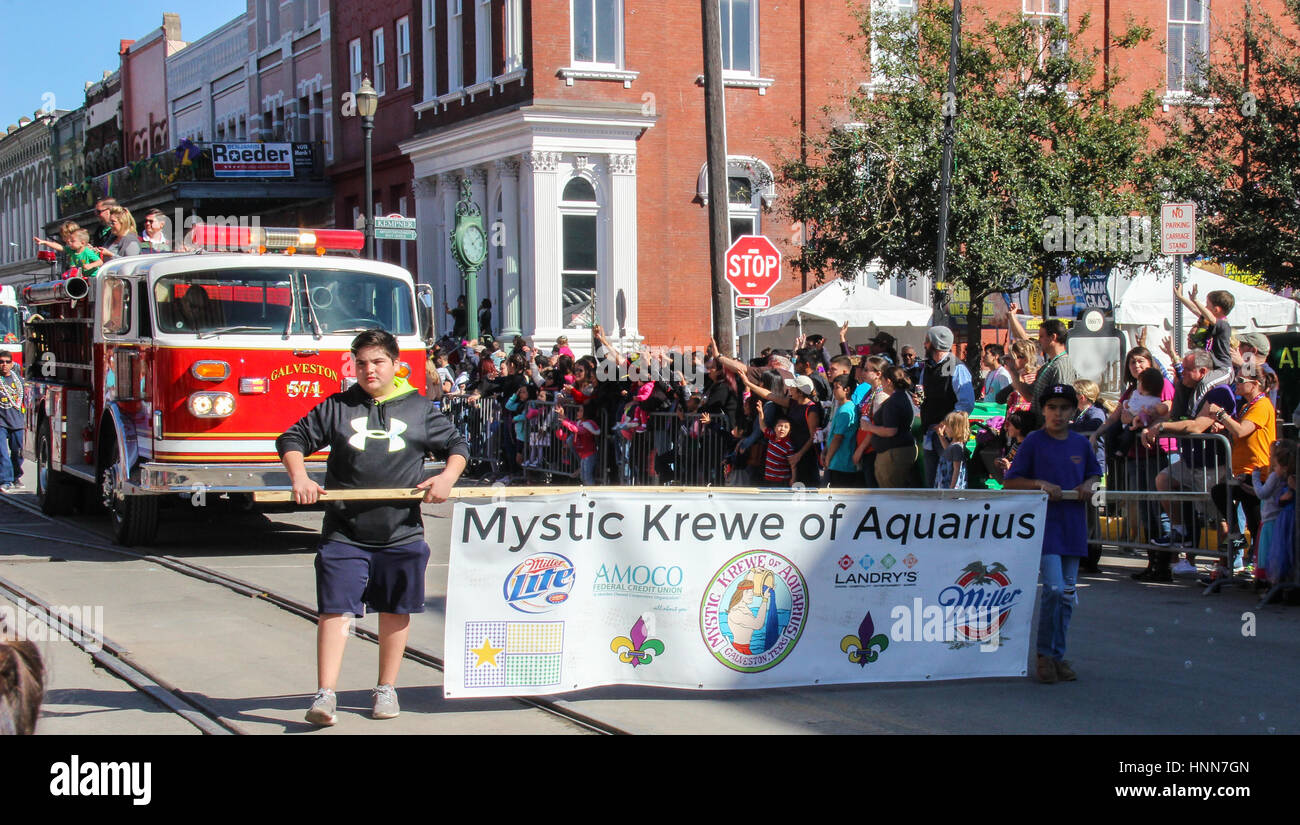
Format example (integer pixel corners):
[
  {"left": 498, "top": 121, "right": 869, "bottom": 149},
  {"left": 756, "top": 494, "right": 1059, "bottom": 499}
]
[{"left": 23, "top": 227, "right": 435, "bottom": 545}]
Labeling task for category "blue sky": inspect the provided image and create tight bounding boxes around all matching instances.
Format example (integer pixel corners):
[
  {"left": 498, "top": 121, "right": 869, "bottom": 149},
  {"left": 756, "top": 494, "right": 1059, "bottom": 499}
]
[{"left": 0, "top": 0, "right": 248, "bottom": 128}]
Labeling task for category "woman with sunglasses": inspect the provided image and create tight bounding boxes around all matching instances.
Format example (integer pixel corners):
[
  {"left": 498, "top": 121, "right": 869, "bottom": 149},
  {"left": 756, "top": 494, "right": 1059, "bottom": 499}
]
[
  {"left": 95, "top": 206, "right": 142, "bottom": 262},
  {"left": 1205, "top": 362, "right": 1277, "bottom": 575}
]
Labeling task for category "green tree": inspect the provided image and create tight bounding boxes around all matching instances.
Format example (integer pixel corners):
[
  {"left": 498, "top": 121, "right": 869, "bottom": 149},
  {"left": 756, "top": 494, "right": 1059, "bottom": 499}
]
[
  {"left": 780, "top": 1, "right": 1173, "bottom": 364},
  {"left": 1167, "top": 0, "right": 1300, "bottom": 288}
]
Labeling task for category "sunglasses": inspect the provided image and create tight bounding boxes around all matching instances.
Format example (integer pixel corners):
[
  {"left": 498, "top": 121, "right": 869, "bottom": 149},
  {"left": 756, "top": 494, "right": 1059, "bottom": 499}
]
[{"left": 0, "top": 360, "right": 12, "bottom": 365}]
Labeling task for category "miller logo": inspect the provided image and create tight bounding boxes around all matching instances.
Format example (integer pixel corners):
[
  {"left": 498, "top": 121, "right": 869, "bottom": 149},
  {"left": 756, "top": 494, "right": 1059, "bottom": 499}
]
[
  {"left": 939, "top": 561, "right": 1023, "bottom": 643},
  {"left": 348, "top": 416, "right": 407, "bottom": 451},
  {"left": 700, "top": 550, "right": 807, "bottom": 673},
  {"left": 503, "top": 552, "right": 576, "bottom": 613}
]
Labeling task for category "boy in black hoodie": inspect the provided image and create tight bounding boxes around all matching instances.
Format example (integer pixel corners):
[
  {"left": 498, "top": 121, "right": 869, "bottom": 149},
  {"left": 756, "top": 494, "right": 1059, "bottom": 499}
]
[{"left": 278, "top": 330, "right": 468, "bottom": 726}]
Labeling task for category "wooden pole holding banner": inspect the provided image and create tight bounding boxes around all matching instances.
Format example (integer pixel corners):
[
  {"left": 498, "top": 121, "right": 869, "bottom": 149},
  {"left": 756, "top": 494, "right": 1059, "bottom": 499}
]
[{"left": 253, "top": 486, "right": 1060, "bottom": 502}]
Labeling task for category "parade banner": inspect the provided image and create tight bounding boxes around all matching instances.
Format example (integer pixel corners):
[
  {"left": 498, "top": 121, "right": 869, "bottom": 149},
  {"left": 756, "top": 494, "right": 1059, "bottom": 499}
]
[{"left": 444, "top": 490, "right": 1047, "bottom": 697}]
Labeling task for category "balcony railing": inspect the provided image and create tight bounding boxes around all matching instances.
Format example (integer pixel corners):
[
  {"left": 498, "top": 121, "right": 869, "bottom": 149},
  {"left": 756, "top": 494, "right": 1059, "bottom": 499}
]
[{"left": 56, "top": 141, "right": 326, "bottom": 218}]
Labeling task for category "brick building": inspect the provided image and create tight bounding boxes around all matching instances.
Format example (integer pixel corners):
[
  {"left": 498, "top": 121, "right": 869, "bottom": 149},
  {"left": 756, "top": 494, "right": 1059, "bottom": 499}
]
[
  {"left": 389, "top": 0, "right": 1300, "bottom": 351},
  {"left": 122, "top": 14, "right": 188, "bottom": 163},
  {"left": 328, "top": 0, "right": 419, "bottom": 274}
]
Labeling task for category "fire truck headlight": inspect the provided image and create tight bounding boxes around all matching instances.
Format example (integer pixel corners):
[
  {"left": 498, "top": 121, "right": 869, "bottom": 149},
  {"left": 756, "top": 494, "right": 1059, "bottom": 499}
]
[
  {"left": 187, "top": 392, "right": 235, "bottom": 418},
  {"left": 396, "top": 361, "right": 411, "bottom": 379}
]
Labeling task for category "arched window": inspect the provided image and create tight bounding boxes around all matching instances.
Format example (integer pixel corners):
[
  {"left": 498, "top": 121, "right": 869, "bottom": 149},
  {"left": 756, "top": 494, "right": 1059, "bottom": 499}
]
[
  {"left": 560, "top": 175, "right": 599, "bottom": 329},
  {"left": 696, "top": 156, "right": 774, "bottom": 241}
]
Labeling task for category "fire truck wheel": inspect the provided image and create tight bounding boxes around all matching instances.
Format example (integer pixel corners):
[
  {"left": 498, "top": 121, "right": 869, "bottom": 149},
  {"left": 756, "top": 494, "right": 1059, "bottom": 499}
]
[
  {"left": 98, "top": 439, "right": 159, "bottom": 546},
  {"left": 36, "top": 426, "right": 75, "bottom": 516}
]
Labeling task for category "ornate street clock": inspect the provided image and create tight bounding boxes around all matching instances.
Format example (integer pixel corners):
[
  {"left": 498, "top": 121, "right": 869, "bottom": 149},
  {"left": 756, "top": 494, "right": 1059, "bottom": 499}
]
[{"left": 450, "top": 179, "right": 486, "bottom": 340}]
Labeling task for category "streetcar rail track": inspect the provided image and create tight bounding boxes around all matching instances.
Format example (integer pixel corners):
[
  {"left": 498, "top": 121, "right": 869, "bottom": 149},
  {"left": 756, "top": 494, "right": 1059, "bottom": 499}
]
[
  {"left": 0, "top": 494, "right": 627, "bottom": 735},
  {"left": 0, "top": 571, "right": 240, "bottom": 735}
]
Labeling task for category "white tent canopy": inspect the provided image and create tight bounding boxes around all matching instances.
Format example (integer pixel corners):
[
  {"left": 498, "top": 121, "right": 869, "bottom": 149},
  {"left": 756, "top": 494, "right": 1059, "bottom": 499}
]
[
  {"left": 743, "top": 278, "right": 933, "bottom": 354},
  {"left": 1110, "top": 260, "right": 1300, "bottom": 334},
  {"left": 752, "top": 278, "right": 932, "bottom": 333}
]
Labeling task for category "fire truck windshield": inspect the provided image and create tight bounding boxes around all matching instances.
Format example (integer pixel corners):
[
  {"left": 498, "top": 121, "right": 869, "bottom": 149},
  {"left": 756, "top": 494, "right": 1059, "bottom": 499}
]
[
  {"left": 0, "top": 306, "right": 20, "bottom": 345},
  {"left": 154, "top": 268, "right": 415, "bottom": 337}
]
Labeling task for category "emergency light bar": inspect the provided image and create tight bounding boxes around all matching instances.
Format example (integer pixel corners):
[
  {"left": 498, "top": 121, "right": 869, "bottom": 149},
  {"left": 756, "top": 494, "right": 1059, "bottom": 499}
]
[{"left": 186, "top": 224, "right": 365, "bottom": 255}]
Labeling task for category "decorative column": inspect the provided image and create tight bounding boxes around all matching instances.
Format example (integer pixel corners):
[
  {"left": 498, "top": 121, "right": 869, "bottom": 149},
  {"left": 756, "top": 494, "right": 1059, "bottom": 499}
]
[
  {"left": 495, "top": 158, "right": 522, "bottom": 339},
  {"left": 438, "top": 172, "right": 462, "bottom": 320},
  {"left": 411, "top": 176, "right": 437, "bottom": 286},
  {"left": 608, "top": 153, "right": 639, "bottom": 343},
  {"left": 524, "top": 150, "right": 563, "bottom": 341}
]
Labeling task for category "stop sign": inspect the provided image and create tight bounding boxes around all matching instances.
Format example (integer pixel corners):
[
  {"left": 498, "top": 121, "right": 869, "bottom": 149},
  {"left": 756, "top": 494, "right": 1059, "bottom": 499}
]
[{"left": 725, "top": 235, "right": 782, "bottom": 297}]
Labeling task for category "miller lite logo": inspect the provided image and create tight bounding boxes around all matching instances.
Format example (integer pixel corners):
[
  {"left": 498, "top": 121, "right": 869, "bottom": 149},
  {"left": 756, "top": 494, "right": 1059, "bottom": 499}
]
[
  {"left": 937, "top": 561, "right": 1022, "bottom": 643},
  {"left": 503, "top": 553, "right": 576, "bottom": 613}
]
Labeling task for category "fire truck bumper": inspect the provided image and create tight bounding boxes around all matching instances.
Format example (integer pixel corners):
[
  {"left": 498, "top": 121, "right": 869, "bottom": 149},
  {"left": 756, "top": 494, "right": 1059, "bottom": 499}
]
[{"left": 136, "top": 460, "right": 447, "bottom": 494}]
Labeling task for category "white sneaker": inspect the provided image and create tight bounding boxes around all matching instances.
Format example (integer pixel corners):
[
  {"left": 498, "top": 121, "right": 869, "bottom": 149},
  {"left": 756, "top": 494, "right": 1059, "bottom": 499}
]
[{"left": 1172, "top": 559, "right": 1197, "bottom": 575}]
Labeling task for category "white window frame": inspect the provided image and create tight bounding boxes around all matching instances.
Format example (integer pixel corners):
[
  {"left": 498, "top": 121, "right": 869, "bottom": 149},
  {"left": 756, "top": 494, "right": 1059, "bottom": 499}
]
[
  {"left": 397, "top": 16, "right": 412, "bottom": 89},
  {"left": 1023, "top": 0, "right": 1068, "bottom": 69},
  {"left": 423, "top": 0, "right": 439, "bottom": 100},
  {"left": 559, "top": 175, "right": 601, "bottom": 330},
  {"left": 504, "top": 0, "right": 524, "bottom": 72},
  {"left": 720, "top": 0, "right": 758, "bottom": 78},
  {"left": 349, "top": 38, "right": 363, "bottom": 94},
  {"left": 1167, "top": 0, "right": 1209, "bottom": 93},
  {"left": 448, "top": 0, "right": 464, "bottom": 90},
  {"left": 476, "top": 0, "right": 492, "bottom": 83},
  {"left": 870, "top": 0, "right": 917, "bottom": 87},
  {"left": 373, "top": 27, "right": 387, "bottom": 95},
  {"left": 570, "top": 0, "right": 623, "bottom": 69}
]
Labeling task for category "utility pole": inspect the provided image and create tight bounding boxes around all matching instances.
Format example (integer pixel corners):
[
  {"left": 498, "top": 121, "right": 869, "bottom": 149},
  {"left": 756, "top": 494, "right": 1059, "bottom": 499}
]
[
  {"left": 933, "top": 0, "right": 961, "bottom": 328},
  {"left": 702, "top": 0, "right": 735, "bottom": 355}
]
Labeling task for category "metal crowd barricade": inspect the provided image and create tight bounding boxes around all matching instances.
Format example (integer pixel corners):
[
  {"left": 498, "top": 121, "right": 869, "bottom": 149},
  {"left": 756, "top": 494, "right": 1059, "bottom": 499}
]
[
  {"left": 630, "top": 410, "right": 734, "bottom": 487},
  {"left": 1088, "top": 431, "right": 1240, "bottom": 590},
  {"left": 518, "top": 399, "right": 608, "bottom": 483},
  {"left": 441, "top": 394, "right": 504, "bottom": 477}
]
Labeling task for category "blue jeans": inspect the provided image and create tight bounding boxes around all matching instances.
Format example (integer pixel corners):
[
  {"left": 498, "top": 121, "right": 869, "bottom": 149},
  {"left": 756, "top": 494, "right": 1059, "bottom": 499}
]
[
  {"left": 580, "top": 454, "right": 598, "bottom": 486},
  {"left": 0, "top": 427, "right": 21, "bottom": 485},
  {"left": 1037, "top": 554, "right": 1080, "bottom": 660}
]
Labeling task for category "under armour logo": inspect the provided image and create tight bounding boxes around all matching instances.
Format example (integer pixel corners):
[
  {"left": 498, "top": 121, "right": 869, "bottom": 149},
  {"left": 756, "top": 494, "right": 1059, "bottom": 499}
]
[{"left": 348, "top": 416, "right": 407, "bottom": 452}]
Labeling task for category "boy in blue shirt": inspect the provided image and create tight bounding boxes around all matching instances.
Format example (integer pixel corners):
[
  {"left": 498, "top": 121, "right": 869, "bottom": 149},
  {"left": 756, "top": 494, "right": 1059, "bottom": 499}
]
[{"left": 1003, "top": 384, "right": 1102, "bottom": 684}]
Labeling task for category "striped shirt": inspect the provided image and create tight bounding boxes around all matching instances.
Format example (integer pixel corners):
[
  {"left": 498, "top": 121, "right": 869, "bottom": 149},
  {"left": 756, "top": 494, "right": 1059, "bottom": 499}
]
[{"left": 763, "top": 431, "right": 794, "bottom": 483}]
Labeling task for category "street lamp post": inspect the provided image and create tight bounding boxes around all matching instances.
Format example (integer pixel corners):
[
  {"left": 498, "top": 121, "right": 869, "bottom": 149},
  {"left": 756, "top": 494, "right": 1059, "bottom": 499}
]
[{"left": 356, "top": 77, "right": 379, "bottom": 259}]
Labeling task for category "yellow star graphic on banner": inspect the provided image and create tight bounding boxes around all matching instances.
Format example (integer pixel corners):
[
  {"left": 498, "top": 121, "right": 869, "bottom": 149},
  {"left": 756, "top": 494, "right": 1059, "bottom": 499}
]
[{"left": 471, "top": 638, "right": 504, "bottom": 668}]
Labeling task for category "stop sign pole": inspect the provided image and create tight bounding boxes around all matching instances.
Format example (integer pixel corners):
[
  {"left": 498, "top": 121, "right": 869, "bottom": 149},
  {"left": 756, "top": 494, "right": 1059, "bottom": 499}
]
[{"left": 725, "top": 235, "right": 782, "bottom": 361}]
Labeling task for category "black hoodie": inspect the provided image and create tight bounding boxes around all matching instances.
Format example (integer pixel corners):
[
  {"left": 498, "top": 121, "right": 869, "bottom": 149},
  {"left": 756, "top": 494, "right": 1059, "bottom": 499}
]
[{"left": 277, "top": 379, "right": 469, "bottom": 548}]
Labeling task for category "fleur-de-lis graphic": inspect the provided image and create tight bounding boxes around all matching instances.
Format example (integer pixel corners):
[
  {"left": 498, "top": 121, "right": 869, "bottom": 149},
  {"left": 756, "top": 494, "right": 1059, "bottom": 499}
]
[
  {"left": 610, "top": 616, "right": 665, "bottom": 668},
  {"left": 840, "top": 612, "right": 890, "bottom": 667}
]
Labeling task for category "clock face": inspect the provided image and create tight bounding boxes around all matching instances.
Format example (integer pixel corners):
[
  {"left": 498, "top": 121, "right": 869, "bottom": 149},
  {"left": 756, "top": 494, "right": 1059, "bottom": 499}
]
[
  {"left": 1083, "top": 309, "right": 1104, "bottom": 333},
  {"left": 461, "top": 223, "right": 487, "bottom": 265}
]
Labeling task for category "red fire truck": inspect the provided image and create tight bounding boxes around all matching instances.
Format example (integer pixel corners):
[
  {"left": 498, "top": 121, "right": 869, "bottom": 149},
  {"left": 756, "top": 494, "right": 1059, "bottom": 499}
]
[{"left": 23, "top": 226, "right": 435, "bottom": 545}]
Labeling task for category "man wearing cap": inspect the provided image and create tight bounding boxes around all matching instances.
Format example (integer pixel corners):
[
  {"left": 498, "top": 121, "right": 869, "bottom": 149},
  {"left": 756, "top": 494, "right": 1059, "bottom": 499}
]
[
  {"left": 918, "top": 325, "right": 975, "bottom": 487},
  {"left": 1003, "top": 383, "right": 1101, "bottom": 683},
  {"left": 1205, "top": 360, "right": 1275, "bottom": 572},
  {"left": 870, "top": 332, "right": 898, "bottom": 366}
]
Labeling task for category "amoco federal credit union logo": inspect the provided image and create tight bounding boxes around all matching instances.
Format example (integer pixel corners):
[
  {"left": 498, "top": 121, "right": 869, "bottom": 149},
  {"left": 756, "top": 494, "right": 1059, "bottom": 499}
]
[
  {"left": 700, "top": 550, "right": 807, "bottom": 673},
  {"left": 503, "top": 552, "right": 576, "bottom": 613}
]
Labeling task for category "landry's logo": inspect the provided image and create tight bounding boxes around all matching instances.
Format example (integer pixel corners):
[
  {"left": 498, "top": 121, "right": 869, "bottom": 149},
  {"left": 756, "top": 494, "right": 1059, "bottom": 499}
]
[
  {"left": 834, "top": 552, "right": 918, "bottom": 588},
  {"left": 503, "top": 552, "right": 576, "bottom": 613},
  {"left": 938, "top": 561, "right": 1022, "bottom": 643},
  {"left": 700, "top": 550, "right": 807, "bottom": 673}
]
